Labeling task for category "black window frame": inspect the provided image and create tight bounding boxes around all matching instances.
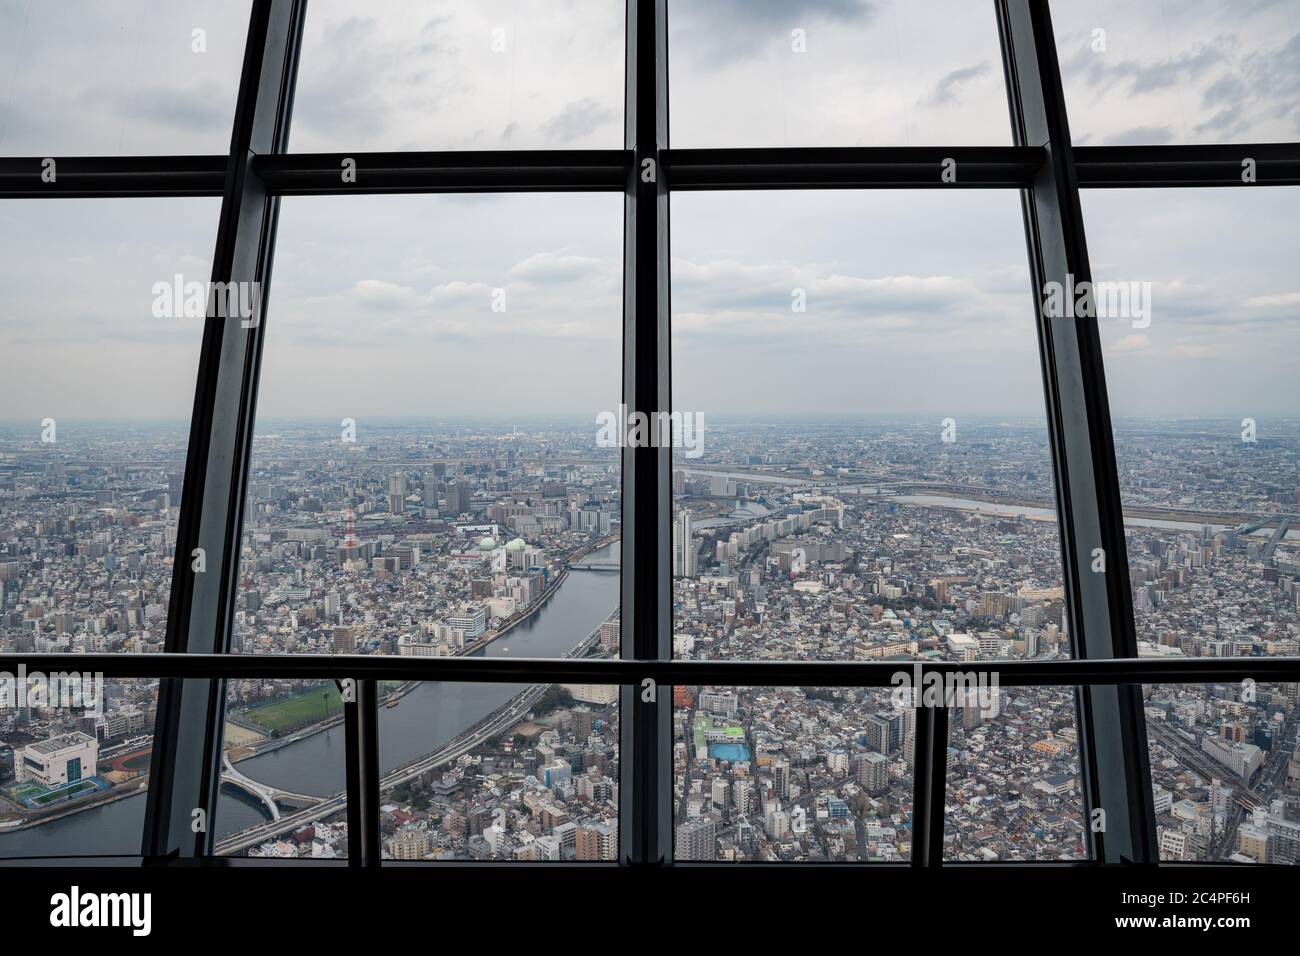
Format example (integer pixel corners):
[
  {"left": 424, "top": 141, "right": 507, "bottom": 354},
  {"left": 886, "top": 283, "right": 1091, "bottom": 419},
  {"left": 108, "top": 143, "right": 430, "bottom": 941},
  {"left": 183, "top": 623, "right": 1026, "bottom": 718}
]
[{"left": 2, "top": 0, "right": 1300, "bottom": 867}]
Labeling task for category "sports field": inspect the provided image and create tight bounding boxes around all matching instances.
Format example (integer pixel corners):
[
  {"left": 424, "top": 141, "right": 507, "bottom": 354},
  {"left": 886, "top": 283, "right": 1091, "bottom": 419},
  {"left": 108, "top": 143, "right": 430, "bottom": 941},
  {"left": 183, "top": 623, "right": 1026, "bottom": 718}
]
[
  {"left": 30, "top": 779, "right": 99, "bottom": 805},
  {"left": 4, "top": 777, "right": 105, "bottom": 809},
  {"left": 242, "top": 681, "right": 405, "bottom": 734},
  {"left": 243, "top": 685, "right": 342, "bottom": 733}
]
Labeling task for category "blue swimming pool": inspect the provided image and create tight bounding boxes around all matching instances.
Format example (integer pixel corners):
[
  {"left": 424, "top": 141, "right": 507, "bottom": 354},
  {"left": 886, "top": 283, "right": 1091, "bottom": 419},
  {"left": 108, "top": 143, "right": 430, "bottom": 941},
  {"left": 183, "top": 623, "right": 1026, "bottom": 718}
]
[{"left": 708, "top": 742, "right": 751, "bottom": 762}]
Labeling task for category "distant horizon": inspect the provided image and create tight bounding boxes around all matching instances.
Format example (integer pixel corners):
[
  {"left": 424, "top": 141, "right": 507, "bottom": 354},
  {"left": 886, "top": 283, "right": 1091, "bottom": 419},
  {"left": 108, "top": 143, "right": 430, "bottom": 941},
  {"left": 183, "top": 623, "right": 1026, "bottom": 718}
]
[{"left": 3, "top": 412, "right": 1300, "bottom": 428}]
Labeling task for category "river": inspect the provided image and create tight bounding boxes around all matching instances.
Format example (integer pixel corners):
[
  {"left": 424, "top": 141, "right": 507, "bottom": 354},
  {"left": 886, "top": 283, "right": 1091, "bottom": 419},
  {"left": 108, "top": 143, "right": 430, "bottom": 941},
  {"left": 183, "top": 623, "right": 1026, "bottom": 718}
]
[{"left": 0, "top": 541, "right": 620, "bottom": 857}]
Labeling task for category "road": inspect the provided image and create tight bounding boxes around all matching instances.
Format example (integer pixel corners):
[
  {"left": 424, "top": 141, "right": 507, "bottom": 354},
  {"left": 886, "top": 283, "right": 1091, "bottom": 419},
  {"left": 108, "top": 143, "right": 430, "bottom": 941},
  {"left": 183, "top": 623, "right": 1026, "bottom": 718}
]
[
  {"left": 1146, "top": 705, "right": 1298, "bottom": 859},
  {"left": 214, "top": 628, "right": 606, "bottom": 855}
]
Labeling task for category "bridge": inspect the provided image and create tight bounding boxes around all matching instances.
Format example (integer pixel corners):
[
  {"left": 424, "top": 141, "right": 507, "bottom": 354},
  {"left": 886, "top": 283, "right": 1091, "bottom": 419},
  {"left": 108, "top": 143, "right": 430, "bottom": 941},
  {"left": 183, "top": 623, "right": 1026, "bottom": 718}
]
[
  {"left": 1263, "top": 518, "right": 1293, "bottom": 560},
  {"left": 213, "top": 611, "right": 617, "bottom": 856},
  {"left": 220, "top": 752, "right": 323, "bottom": 822},
  {"left": 568, "top": 560, "right": 619, "bottom": 572}
]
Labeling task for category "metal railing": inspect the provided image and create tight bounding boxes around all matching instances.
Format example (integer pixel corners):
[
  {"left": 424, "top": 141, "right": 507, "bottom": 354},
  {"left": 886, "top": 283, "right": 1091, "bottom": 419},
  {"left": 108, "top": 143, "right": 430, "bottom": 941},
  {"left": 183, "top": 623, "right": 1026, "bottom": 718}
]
[{"left": 4, "top": 651, "right": 1300, "bottom": 866}]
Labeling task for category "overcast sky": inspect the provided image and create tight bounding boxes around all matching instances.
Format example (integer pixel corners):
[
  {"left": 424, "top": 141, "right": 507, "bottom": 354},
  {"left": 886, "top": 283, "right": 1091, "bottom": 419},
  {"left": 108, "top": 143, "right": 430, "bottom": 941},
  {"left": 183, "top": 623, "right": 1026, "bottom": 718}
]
[{"left": 0, "top": 0, "right": 1297, "bottom": 423}]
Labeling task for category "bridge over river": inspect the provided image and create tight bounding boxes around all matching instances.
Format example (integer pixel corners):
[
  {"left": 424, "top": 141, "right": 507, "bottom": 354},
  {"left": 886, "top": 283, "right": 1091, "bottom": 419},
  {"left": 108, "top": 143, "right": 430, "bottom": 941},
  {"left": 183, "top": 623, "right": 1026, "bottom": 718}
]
[{"left": 214, "top": 623, "right": 610, "bottom": 855}]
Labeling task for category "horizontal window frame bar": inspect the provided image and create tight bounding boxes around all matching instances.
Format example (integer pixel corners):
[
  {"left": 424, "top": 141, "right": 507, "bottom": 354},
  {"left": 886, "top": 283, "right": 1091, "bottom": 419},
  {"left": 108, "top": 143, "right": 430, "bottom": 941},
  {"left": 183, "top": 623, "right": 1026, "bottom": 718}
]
[
  {"left": 664, "top": 146, "right": 1045, "bottom": 188},
  {"left": 3, "top": 652, "right": 1298, "bottom": 686},
  {"left": 6, "top": 144, "right": 1297, "bottom": 198},
  {"left": 1074, "top": 143, "right": 1300, "bottom": 187},
  {"left": 8, "top": 854, "right": 1295, "bottom": 868},
  {"left": 0, "top": 156, "right": 228, "bottom": 197},
  {"left": 251, "top": 149, "right": 629, "bottom": 193},
  {"left": 7, "top": 858, "right": 1289, "bottom": 868}
]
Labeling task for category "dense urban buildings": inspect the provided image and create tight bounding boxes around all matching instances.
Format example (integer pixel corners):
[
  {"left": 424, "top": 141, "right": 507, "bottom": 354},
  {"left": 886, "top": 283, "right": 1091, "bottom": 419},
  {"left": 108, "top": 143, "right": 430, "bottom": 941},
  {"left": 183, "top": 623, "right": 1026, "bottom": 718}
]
[
  {"left": 2, "top": 409, "right": 1297, "bottom": 862},
  {"left": 1, "top": 0, "right": 1297, "bottom": 889},
  {"left": 671, "top": 419, "right": 1300, "bottom": 862},
  {"left": 0, "top": 420, "right": 621, "bottom": 859}
]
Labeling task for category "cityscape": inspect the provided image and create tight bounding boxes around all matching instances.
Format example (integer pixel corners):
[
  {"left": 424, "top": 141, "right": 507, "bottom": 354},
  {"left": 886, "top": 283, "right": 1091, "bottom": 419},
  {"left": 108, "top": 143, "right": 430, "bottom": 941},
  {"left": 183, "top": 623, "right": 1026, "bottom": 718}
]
[
  {"left": 1, "top": 416, "right": 1298, "bottom": 864},
  {"left": 1, "top": 0, "right": 1297, "bottom": 939}
]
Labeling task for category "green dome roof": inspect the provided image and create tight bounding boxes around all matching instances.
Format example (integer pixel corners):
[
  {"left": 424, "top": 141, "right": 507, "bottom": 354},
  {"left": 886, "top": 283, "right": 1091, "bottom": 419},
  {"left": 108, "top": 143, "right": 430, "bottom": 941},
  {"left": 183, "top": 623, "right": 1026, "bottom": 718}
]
[
  {"left": 478, "top": 536, "right": 498, "bottom": 551},
  {"left": 505, "top": 537, "right": 526, "bottom": 552}
]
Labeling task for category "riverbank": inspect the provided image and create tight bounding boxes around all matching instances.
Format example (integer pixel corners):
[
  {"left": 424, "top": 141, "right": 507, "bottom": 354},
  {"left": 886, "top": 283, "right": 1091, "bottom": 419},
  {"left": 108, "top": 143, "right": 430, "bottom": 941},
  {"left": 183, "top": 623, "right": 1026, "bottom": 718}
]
[
  {"left": 0, "top": 777, "right": 149, "bottom": 834},
  {"left": 0, "top": 539, "right": 623, "bottom": 851}
]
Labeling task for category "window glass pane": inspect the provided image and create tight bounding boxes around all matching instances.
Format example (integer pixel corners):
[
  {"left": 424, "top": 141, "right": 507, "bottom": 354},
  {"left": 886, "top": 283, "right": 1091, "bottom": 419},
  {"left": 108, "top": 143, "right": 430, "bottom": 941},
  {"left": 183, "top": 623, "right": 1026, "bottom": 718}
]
[
  {"left": 381, "top": 682, "right": 618, "bottom": 861},
  {"left": 1145, "top": 683, "right": 1299, "bottom": 864},
  {"left": 291, "top": 0, "right": 624, "bottom": 151},
  {"left": 0, "top": 198, "right": 214, "bottom": 857},
  {"left": 0, "top": 681, "right": 157, "bottom": 858},
  {"left": 1052, "top": 0, "right": 1300, "bottom": 145},
  {"left": 944, "top": 685, "right": 1088, "bottom": 861},
  {"left": 669, "top": 0, "right": 1011, "bottom": 147},
  {"left": 0, "top": 0, "right": 251, "bottom": 155},
  {"left": 1084, "top": 188, "right": 1300, "bottom": 659},
  {"left": 214, "top": 679, "right": 348, "bottom": 859},
  {"left": 0, "top": 198, "right": 219, "bottom": 656},
  {"left": 674, "top": 687, "right": 913, "bottom": 862},
  {"left": 218, "top": 193, "right": 621, "bottom": 857},
  {"left": 234, "top": 193, "right": 621, "bottom": 658},
  {"left": 671, "top": 191, "right": 1069, "bottom": 664}
]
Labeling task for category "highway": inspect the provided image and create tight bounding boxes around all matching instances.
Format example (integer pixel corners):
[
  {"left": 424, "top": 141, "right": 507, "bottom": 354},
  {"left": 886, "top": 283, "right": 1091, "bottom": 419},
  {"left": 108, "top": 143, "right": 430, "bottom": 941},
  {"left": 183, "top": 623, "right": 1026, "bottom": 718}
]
[{"left": 214, "top": 626, "right": 608, "bottom": 856}]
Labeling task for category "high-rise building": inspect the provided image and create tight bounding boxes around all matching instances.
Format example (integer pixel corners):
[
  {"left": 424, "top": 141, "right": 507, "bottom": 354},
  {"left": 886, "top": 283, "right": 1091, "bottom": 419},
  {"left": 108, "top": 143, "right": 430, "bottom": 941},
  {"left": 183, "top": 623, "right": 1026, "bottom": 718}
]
[
  {"left": 772, "top": 759, "right": 790, "bottom": 800},
  {"left": 388, "top": 472, "right": 408, "bottom": 515},
  {"left": 675, "top": 818, "right": 715, "bottom": 861},
  {"left": 575, "top": 823, "right": 617, "bottom": 861},
  {"left": 445, "top": 480, "right": 469, "bottom": 516},
  {"left": 673, "top": 511, "right": 696, "bottom": 578},
  {"left": 855, "top": 751, "right": 890, "bottom": 795}
]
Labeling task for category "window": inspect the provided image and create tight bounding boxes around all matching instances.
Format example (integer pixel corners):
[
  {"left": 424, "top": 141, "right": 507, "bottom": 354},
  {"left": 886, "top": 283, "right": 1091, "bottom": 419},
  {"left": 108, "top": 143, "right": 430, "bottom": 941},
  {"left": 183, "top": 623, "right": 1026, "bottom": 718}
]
[
  {"left": 944, "top": 686, "right": 1086, "bottom": 861},
  {"left": 1084, "top": 187, "right": 1300, "bottom": 865},
  {"left": 669, "top": 0, "right": 1010, "bottom": 146},
  {"left": 213, "top": 193, "right": 622, "bottom": 857},
  {"left": 671, "top": 190, "right": 1069, "bottom": 665},
  {"left": 291, "top": 0, "right": 624, "bottom": 151},
  {"left": 233, "top": 193, "right": 622, "bottom": 658},
  {"left": 675, "top": 686, "right": 914, "bottom": 862},
  {"left": 1, "top": 0, "right": 1297, "bottom": 874},
  {"left": 1051, "top": 1, "right": 1300, "bottom": 145},
  {"left": 1144, "top": 683, "right": 1299, "bottom": 863},
  {"left": 379, "top": 682, "right": 619, "bottom": 861},
  {"left": 0, "top": 682, "right": 158, "bottom": 857},
  {"left": 0, "top": 1, "right": 250, "bottom": 155},
  {"left": 1085, "top": 188, "right": 1300, "bottom": 663},
  {"left": 0, "top": 198, "right": 220, "bottom": 656}
]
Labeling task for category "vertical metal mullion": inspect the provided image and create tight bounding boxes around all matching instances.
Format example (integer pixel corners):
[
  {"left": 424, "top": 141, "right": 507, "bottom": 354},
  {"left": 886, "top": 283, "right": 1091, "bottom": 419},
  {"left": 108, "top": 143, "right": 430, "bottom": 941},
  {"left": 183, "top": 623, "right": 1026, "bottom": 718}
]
[
  {"left": 619, "top": 0, "right": 672, "bottom": 865},
  {"left": 996, "top": 0, "right": 1157, "bottom": 864},
  {"left": 344, "top": 679, "right": 381, "bottom": 866},
  {"left": 911, "top": 704, "right": 949, "bottom": 867},
  {"left": 143, "top": 0, "right": 307, "bottom": 860}
]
